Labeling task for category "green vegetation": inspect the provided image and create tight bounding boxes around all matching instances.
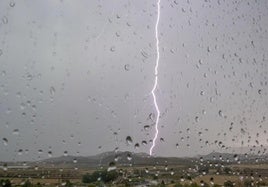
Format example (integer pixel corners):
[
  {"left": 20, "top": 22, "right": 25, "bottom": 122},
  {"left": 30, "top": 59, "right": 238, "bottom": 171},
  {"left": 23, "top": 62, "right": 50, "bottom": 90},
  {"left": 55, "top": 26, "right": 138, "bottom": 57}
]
[
  {"left": 243, "top": 179, "right": 253, "bottom": 187},
  {"left": 82, "top": 170, "right": 119, "bottom": 183},
  {"left": 223, "top": 180, "right": 234, "bottom": 187},
  {"left": 173, "top": 182, "right": 183, "bottom": 187},
  {"left": 0, "top": 179, "right": 11, "bottom": 187},
  {"left": 21, "top": 180, "right": 33, "bottom": 187},
  {"left": 223, "top": 167, "right": 232, "bottom": 174}
]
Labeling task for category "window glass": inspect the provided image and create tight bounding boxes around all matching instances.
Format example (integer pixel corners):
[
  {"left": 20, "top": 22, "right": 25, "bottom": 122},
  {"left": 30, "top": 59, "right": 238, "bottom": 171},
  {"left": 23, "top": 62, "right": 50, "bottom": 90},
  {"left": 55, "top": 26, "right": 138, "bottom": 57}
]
[{"left": 0, "top": 1, "right": 267, "bottom": 186}]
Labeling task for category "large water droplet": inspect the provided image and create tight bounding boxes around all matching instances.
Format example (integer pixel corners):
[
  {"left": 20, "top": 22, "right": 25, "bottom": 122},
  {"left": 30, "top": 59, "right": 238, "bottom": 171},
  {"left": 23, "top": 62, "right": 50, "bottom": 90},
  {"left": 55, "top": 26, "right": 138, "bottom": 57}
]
[
  {"left": 126, "top": 136, "right": 133, "bottom": 145},
  {"left": 48, "top": 151, "right": 52, "bottom": 157},
  {"left": 2, "top": 138, "right": 8, "bottom": 146},
  {"left": 134, "top": 143, "right": 140, "bottom": 149},
  {"left": 63, "top": 151, "right": 68, "bottom": 156},
  {"left": 127, "top": 153, "right": 132, "bottom": 161}
]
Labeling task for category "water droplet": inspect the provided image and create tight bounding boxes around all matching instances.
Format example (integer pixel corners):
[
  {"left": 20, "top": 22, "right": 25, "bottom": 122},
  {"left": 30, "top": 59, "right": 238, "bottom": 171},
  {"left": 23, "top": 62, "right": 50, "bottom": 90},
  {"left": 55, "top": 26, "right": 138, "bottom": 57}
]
[
  {"left": 127, "top": 153, "right": 132, "bottom": 161},
  {"left": 2, "top": 16, "right": 8, "bottom": 24},
  {"left": 144, "top": 125, "right": 150, "bottom": 131},
  {"left": 12, "top": 129, "right": 19, "bottom": 135},
  {"left": 26, "top": 73, "right": 33, "bottom": 81},
  {"left": 149, "top": 113, "right": 154, "bottom": 121},
  {"left": 9, "top": 1, "right": 15, "bottom": 7},
  {"left": 126, "top": 136, "right": 133, "bottom": 145},
  {"left": 145, "top": 168, "right": 149, "bottom": 173},
  {"left": 3, "top": 165, "right": 7, "bottom": 171},
  {"left": 2, "top": 138, "right": 8, "bottom": 146},
  {"left": 110, "top": 46, "right": 115, "bottom": 52},
  {"left": 63, "top": 151, "right": 68, "bottom": 156},
  {"left": 218, "top": 110, "right": 223, "bottom": 117},
  {"left": 48, "top": 151, "right": 52, "bottom": 157},
  {"left": 18, "top": 149, "right": 23, "bottom": 155},
  {"left": 73, "top": 158, "right": 77, "bottom": 163},
  {"left": 124, "top": 64, "right": 130, "bottom": 71},
  {"left": 50, "top": 86, "right": 56, "bottom": 96},
  {"left": 141, "top": 50, "right": 148, "bottom": 58},
  {"left": 234, "top": 154, "right": 238, "bottom": 161},
  {"left": 160, "top": 137, "right": 164, "bottom": 142},
  {"left": 20, "top": 103, "right": 26, "bottom": 110},
  {"left": 195, "top": 116, "right": 199, "bottom": 122},
  {"left": 114, "top": 155, "right": 119, "bottom": 162},
  {"left": 142, "top": 140, "right": 147, "bottom": 145},
  {"left": 108, "top": 163, "right": 116, "bottom": 171},
  {"left": 210, "top": 177, "right": 214, "bottom": 184},
  {"left": 134, "top": 143, "right": 140, "bottom": 149},
  {"left": 115, "top": 32, "right": 120, "bottom": 37}
]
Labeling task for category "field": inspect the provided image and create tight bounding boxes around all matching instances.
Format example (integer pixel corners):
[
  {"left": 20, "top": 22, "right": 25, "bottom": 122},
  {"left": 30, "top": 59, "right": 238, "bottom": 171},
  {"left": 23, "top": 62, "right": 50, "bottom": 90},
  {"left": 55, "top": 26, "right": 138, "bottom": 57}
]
[{"left": 0, "top": 162, "right": 268, "bottom": 187}]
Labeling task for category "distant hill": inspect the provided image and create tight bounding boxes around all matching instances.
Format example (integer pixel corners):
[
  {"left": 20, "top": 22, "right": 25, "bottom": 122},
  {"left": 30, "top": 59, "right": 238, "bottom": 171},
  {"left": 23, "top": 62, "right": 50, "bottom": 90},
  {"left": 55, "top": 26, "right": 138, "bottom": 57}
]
[
  {"left": 198, "top": 151, "right": 268, "bottom": 163},
  {"left": 34, "top": 151, "right": 192, "bottom": 168},
  {"left": 2, "top": 149, "right": 267, "bottom": 169}
]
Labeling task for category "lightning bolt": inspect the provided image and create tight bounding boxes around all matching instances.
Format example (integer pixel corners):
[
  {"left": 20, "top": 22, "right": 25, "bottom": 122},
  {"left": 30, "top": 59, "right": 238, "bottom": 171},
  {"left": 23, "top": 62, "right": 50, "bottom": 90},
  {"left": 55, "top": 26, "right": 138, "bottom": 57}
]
[{"left": 149, "top": 0, "right": 161, "bottom": 156}]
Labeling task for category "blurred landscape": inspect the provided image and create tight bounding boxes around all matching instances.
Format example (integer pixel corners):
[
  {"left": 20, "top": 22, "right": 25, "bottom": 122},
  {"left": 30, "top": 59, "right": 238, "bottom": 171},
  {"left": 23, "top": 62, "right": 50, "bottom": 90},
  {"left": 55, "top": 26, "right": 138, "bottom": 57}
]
[{"left": 1, "top": 150, "right": 268, "bottom": 187}]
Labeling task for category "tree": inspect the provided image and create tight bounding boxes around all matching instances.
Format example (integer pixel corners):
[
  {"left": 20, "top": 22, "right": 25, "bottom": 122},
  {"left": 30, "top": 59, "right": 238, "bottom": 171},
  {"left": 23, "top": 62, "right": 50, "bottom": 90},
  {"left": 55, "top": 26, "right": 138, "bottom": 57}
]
[
  {"left": 223, "top": 167, "right": 232, "bottom": 174},
  {"left": 0, "top": 179, "right": 11, "bottom": 187},
  {"left": 82, "top": 173, "right": 96, "bottom": 183},
  {"left": 159, "top": 180, "right": 166, "bottom": 187},
  {"left": 82, "top": 170, "right": 118, "bottom": 183}
]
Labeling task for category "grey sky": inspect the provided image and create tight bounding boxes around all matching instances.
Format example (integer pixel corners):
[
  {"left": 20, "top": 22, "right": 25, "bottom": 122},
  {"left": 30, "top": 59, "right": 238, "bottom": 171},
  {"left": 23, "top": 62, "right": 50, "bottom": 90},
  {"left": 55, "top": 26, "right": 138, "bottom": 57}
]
[{"left": 0, "top": 0, "right": 267, "bottom": 161}]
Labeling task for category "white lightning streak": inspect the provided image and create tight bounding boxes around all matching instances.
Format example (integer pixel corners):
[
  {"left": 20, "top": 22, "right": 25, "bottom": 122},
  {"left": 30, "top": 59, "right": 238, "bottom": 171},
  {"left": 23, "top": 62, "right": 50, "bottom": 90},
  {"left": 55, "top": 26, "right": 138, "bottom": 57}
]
[{"left": 149, "top": 0, "right": 161, "bottom": 156}]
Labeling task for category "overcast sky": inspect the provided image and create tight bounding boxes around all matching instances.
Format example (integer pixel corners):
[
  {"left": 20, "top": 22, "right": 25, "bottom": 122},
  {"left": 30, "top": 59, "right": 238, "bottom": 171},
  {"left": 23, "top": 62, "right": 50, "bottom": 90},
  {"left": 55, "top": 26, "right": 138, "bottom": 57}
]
[{"left": 0, "top": 0, "right": 267, "bottom": 161}]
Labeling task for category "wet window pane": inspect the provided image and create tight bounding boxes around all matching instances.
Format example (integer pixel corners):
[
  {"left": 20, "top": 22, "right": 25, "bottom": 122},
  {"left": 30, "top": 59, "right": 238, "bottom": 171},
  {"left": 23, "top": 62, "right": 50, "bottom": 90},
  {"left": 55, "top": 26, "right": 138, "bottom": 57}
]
[{"left": 0, "top": 0, "right": 267, "bottom": 186}]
